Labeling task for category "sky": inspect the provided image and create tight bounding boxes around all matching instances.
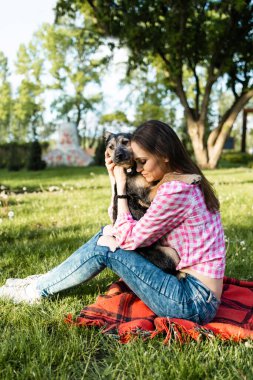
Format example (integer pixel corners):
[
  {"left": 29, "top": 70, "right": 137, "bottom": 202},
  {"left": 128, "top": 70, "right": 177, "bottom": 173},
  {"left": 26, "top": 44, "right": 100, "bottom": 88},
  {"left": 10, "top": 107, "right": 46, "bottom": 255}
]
[{"left": 0, "top": 0, "right": 56, "bottom": 70}]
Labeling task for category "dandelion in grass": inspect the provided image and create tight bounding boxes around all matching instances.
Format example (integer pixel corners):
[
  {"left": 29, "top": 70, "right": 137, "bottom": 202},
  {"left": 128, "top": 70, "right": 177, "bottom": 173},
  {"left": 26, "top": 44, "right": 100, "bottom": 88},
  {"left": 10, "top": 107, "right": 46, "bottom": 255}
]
[
  {"left": 240, "top": 240, "right": 247, "bottom": 251},
  {"left": 8, "top": 210, "right": 14, "bottom": 219}
]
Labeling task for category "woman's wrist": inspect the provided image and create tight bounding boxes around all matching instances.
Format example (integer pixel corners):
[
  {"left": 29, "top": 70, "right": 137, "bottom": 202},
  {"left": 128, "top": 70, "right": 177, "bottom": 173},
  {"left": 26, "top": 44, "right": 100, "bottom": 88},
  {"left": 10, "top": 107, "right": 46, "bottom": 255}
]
[
  {"left": 109, "top": 174, "right": 116, "bottom": 185},
  {"left": 116, "top": 184, "right": 126, "bottom": 195},
  {"left": 116, "top": 195, "right": 129, "bottom": 214}
]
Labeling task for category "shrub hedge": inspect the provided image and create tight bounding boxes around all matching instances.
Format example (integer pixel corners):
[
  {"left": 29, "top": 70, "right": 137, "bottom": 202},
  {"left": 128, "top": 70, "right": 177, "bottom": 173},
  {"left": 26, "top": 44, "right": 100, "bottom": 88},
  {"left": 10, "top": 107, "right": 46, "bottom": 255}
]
[
  {"left": 220, "top": 151, "right": 253, "bottom": 168},
  {"left": 0, "top": 142, "right": 49, "bottom": 171}
]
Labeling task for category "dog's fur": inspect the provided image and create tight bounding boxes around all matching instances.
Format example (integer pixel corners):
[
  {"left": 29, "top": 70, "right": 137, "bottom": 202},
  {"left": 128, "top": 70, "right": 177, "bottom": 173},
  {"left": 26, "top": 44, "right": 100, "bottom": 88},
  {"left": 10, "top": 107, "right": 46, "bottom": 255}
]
[{"left": 105, "top": 131, "right": 201, "bottom": 275}]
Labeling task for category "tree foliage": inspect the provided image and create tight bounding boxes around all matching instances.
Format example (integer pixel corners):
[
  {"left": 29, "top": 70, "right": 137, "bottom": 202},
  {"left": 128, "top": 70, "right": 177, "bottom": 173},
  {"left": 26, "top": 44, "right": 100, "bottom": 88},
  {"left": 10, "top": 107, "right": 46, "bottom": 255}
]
[
  {"left": 123, "top": 67, "right": 177, "bottom": 127},
  {"left": 13, "top": 43, "right": 45, "bottom": 141},
  {"left": 0, "top": 52, "right": 12, "bottom": 142},
  {"left": 56, "top": 0, "right": 253, "bottom": 168},
  {"left": 37, "top": 21, "right": 110, "bottom": 144}
]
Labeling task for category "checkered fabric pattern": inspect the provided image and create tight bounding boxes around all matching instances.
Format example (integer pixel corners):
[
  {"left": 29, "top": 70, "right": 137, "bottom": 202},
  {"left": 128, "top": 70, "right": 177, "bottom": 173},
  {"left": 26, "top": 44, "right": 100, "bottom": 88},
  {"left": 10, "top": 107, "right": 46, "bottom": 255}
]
[
  {"left": 112, "top": 181, "right": 226, "bottom": 279},
  {"left": 65, "top": 277, "right": 253, "bottom": 343}
]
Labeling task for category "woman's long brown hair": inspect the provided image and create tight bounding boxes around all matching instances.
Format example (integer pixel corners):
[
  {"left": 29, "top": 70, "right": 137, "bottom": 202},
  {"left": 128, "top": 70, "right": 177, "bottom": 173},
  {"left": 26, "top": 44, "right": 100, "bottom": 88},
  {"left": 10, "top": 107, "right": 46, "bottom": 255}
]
[{"left": 132, "top": 120, "right": 220, "bottom": 212}]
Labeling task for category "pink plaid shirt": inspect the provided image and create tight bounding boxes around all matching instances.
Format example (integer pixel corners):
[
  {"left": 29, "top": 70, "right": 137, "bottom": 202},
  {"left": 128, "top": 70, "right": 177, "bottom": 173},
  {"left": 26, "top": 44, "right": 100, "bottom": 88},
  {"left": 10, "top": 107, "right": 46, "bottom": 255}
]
[{"left": 111, "top": 181, "right": 226, "bottom": 279}]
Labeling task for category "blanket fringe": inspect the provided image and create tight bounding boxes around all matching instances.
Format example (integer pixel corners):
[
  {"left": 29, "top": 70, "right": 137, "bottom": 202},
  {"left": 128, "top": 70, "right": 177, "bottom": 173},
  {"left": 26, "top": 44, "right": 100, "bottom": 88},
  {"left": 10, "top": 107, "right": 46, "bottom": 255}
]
[
  {"left": 150, "top": 318, "right": 216, "bottom": 344},
  {"left": 65, "top": 314, "right": 253, "bottom": 344}
]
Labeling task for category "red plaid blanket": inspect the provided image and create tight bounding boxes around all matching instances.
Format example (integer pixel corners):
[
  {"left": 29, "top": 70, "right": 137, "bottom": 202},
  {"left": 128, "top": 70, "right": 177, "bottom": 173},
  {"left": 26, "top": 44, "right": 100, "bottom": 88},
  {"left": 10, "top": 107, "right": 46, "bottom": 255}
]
[{"left": 65, "top": 276, "right": 253, "bottom": 343}]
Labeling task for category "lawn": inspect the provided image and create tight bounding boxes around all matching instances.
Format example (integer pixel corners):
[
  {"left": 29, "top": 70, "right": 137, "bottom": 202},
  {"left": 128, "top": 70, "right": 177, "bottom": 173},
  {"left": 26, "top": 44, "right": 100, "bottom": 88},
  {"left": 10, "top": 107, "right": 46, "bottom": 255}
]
[{"left": 0, "top": 166, "right": 252, "bottom": 379}]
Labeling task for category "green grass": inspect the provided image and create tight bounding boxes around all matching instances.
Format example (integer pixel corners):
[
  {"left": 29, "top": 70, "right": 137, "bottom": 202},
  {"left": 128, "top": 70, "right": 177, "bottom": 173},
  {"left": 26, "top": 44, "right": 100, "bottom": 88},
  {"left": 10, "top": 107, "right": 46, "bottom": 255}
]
[{"left": 0, "top": 166, "right": 253, "bottom": 380}]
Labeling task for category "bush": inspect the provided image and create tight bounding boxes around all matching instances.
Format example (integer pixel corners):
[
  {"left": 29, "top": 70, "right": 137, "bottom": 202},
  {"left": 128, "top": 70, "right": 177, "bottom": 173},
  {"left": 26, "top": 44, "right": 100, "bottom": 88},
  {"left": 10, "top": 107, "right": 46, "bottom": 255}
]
[
  {"left": 27, "top": 140, "right": 47, "bottom": 171},
  {"left": 0, "top": 142, "right": 49, "bottom": 171},
  {"left": 7, "top": 143, "right": 25, "bottom": 171},
  {"left": 219, "top": 151, "right": 253, "bottom": 168},
  {"left": 0, "top": 145, "right": 9, "bottom": 168},
  {"left": 94, "top": 137, "right": 106, "bottom": 166},
  {"left": 222, "top": 151, "right": 253, "bottom": 163}
]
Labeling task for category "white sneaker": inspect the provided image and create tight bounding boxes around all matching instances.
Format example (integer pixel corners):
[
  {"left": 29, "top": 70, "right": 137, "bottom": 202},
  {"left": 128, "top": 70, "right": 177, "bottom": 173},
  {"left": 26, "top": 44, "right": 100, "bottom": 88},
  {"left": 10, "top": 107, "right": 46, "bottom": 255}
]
[
  {"left": 0, "top": 282, "right": 41, "bottom": 304},
  {"left": 5, "top": 274, "right": 43, "bottom": 287}
]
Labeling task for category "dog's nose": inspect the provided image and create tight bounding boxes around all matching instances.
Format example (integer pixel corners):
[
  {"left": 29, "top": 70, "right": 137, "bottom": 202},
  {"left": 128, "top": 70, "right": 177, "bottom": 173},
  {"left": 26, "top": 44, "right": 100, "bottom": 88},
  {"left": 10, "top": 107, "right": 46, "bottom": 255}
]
[
  {"left": 115, "top": 151, "right": 130, "bottom": 163},
  {"left": 115, "top": 152, "right": 124, "bottom": 160}
]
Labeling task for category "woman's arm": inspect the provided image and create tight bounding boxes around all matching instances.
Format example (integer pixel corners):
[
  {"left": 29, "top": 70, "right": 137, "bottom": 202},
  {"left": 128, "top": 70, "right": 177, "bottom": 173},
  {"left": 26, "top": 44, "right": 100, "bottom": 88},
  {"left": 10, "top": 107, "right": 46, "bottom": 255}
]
[
  {"left": 113, "top": 166, "right": 130, "bottom": 215},
  {"left": 106, "top": 162, "right": 130, "bottom": 224},
  {"left": 112, "top": 181, "right": 195, "bottom": 250},
  {"left": 102, "top": 157, "right": 129, "bottom": 246},
  {"left": 105, "top": 152, "right": 117, "bottom": 223},
  {"left": 104, "top": 164, "right": 130, "bottom": 237}
]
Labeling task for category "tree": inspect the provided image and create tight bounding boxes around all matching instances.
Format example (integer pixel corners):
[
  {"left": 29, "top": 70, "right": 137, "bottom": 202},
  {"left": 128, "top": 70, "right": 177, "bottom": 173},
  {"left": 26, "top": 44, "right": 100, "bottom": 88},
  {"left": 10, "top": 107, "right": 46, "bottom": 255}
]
[
  {"left": 56, "top": 0, "right": 253, "bottom": 168},
  {"left": 123, "top": 67, "right": 177, "bottom": 127},
  {"left": 0, "top": 52, "right": 12, "bottom": 142},
  {"left": 38, "top": 22, "right": 110, "bottom": 145},
  {"left": 99, "top": 111, "right": 129, "bottom": 131},
  {"left": 13, "top": 43, "right": 45, "bottom": 142}
]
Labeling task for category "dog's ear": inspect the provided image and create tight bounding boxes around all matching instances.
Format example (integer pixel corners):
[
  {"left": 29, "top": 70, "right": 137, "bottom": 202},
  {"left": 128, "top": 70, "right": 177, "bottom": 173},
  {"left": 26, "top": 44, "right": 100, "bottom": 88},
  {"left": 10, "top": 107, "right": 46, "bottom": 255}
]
[{"left": 104, "top": 131, "right": 113, "bottom": 142}]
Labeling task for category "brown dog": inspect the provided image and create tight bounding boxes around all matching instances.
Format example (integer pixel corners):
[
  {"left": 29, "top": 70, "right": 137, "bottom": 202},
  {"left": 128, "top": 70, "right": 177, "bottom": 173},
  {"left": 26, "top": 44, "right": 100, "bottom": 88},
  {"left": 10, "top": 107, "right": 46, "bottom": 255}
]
[{"left": 105, "top": 131, "right": 201, "bottom": 274}]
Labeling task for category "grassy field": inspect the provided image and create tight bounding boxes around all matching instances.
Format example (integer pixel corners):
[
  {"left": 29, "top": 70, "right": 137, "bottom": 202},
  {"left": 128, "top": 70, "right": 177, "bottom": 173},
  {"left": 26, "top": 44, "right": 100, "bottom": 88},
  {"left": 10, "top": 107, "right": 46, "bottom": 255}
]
[{"left": 0, "top": 166, "right": 252, "bottom": 379}]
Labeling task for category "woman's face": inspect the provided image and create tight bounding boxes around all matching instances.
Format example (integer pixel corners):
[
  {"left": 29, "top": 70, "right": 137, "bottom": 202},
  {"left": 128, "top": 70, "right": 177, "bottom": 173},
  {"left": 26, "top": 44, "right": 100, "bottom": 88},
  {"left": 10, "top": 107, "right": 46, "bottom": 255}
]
[{"left": 131, "top": 141, "right": 169, "bottom": 182}]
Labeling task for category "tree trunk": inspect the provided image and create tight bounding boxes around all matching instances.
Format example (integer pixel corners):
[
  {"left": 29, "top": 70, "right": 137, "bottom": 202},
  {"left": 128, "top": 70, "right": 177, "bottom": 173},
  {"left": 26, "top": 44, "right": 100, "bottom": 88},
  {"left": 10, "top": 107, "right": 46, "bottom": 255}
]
[
  {"left": 89, "top": 123, "right": 99, "bottom": 148},
  {"left": 241, "top": 110, "right": 247, "bottom": 153},
  {"left": 187, "top": 119, "right": 209, "bottom": 168},
  {"left": 75, "top": 105, "right": 82, "bottom": 146},
  {"left": 207, "top": 90, "right": 253, "bottom": 169},
  {"left": 186, "top": 90, "right": 253, "bottom": 169}
]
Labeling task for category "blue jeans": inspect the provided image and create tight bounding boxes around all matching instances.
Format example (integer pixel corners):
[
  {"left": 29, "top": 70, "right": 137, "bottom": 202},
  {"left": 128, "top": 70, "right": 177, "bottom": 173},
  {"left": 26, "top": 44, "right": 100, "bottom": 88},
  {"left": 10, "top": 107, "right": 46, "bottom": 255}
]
[{"left": 36, "top": 229, "right": 220, "bottom": 325}]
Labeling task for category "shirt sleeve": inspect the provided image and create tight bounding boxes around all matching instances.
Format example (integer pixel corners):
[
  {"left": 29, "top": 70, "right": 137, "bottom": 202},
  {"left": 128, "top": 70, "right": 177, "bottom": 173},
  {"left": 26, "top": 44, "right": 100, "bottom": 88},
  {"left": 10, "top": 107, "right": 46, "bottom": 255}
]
[{"left": 112, "top": 181, "right": 194, "bottom": 250}]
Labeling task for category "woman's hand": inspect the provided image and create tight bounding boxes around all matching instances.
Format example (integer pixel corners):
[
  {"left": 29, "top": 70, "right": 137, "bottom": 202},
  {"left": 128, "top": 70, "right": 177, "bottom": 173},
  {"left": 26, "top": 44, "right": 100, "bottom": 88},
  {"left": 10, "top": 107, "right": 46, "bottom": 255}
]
[
  {"left": 97, "top": 235, "right": 118, "bottom": 252},
  {"left": 113, "top": 166, "right": 127, "bottom": 193},
  {"left": 105, "top": 151, "right": 116, "bottom": 187},
  {"left": 103, "top": 224, "right": 114, "bottom": 236},
  {"left": 105, "top": 152, "right": 127, "bottom": 193}
]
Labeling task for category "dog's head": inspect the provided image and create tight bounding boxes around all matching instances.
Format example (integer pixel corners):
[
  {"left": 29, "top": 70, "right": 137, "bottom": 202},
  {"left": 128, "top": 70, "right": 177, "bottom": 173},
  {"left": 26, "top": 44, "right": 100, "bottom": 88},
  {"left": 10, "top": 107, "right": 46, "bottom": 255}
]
[{"left": 105, "top": 131, "right": 134, "bottom": 168}]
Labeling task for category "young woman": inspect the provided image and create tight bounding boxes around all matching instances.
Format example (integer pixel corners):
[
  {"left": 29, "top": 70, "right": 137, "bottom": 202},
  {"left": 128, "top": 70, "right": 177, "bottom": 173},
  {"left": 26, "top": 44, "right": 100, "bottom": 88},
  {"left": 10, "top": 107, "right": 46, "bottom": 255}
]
[{"left": 0, "top": 120, "right": 225, "bottom": 325}]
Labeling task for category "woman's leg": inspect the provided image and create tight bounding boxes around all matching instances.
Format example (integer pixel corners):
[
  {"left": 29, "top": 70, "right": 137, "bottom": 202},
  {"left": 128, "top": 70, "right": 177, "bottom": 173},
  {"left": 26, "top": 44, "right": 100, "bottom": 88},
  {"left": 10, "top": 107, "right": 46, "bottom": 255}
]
[
  {"left": 0, "top": 230, "right": 104, "bottom": 304},
  {"left": 103, "top": 248, "right": 220, "bottom": 325},
  {"left": 36, "top": 233, "right": 219, "bottom": 324},
  {"left": 0, "top": 229, "right": 219, "bottom": 324},
  {"left": 36, "top": 230, "right": 104, "bottom": 296}
]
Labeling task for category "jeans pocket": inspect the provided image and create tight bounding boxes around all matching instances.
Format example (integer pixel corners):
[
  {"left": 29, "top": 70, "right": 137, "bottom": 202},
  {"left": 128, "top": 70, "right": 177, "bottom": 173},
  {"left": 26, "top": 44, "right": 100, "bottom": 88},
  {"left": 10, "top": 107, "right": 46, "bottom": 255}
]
[
  {"left": 197, "top": 294, "right": 220, "bottom": 325},
  {"left": 205, "top": 289, "right": 220, "bottom": 305}
]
